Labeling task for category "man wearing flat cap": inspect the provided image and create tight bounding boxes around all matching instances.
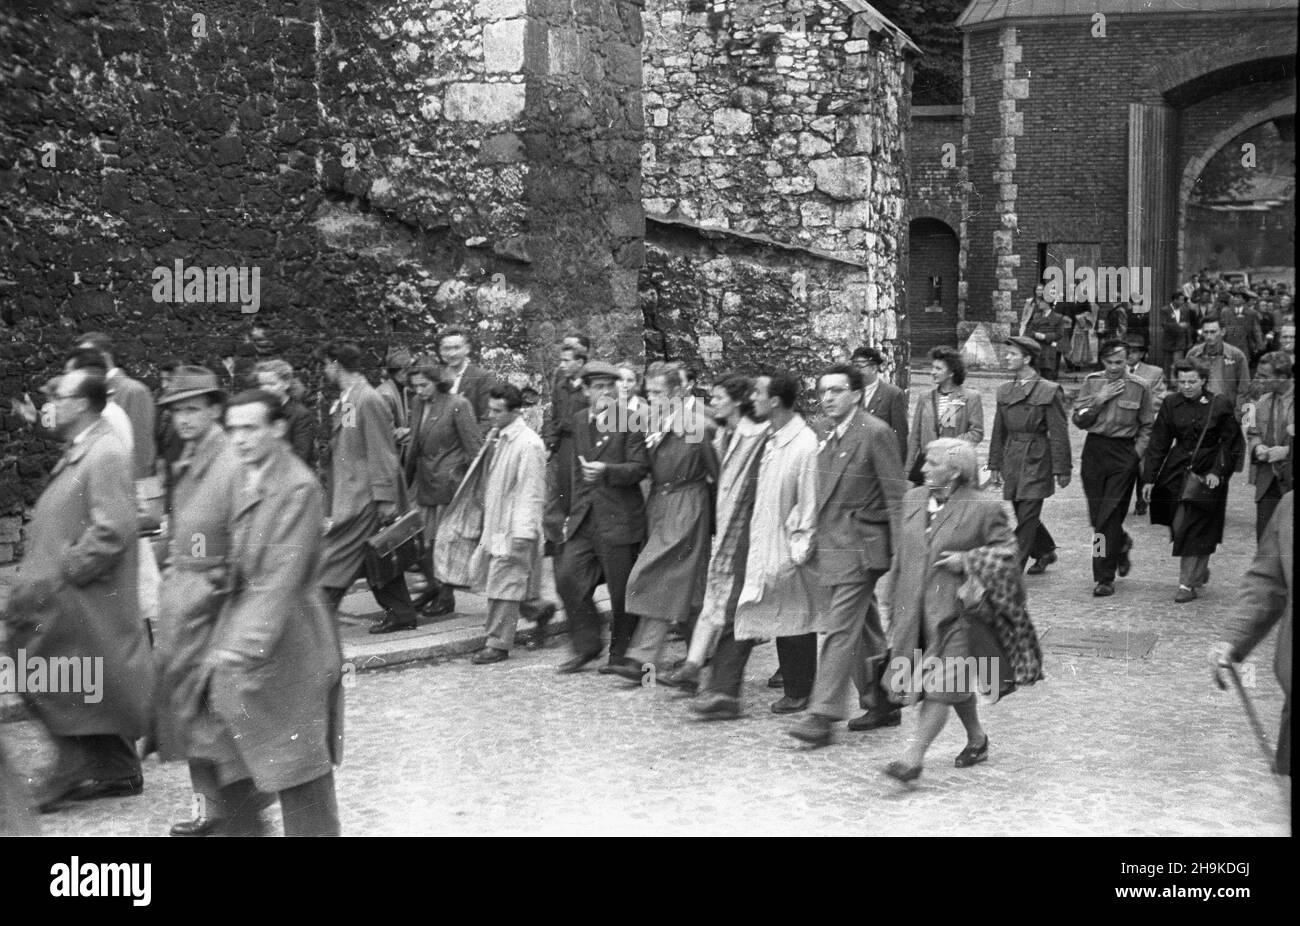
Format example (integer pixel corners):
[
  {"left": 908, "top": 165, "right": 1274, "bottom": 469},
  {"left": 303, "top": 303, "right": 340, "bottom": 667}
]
[
  {"left": 1072, "top": 341, "right": 1154, "bottom": 596},
  {"left": 150, "top": 367, "right": 246, "bottom": 836},
  {"left": 554, "top": 361, "right": 650, "bottom": 674},
  {"left": 988, "top": 336, "right": 1072, "bottom": 573}
]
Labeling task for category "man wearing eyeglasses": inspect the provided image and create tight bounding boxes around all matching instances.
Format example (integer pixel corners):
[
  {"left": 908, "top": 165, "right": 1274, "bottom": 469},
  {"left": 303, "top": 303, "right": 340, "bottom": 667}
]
[
  {"left": 6, "top": 368, "right": 155, "bottom": 813},
  {"left": 788, "top": 364, "right": 906, "bottom": 749}
]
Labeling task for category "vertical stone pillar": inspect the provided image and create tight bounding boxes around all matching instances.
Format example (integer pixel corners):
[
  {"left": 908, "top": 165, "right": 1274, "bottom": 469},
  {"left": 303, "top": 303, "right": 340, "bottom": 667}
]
[
  {"left": 1127, "top": 102, "right": 1178, "bottom": 359},
  {"left": 989, "top": 25, "right": 1025, "bottom": 333}
]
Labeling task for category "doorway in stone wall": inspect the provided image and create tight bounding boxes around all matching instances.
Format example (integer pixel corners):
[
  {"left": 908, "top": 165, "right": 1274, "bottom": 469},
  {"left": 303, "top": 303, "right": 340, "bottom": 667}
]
[{"left": 907, "top": 217, "right": 959, "bottom": 356}]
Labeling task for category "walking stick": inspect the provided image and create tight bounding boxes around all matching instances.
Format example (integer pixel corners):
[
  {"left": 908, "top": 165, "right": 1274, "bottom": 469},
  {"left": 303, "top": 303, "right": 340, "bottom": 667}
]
[{"left": 1227, "top": 664, "right": 1279, "bottom": 775}]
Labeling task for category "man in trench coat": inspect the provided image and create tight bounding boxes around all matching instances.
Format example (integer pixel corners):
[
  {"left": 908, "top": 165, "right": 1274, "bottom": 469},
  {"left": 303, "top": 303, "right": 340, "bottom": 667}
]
[
  {"left": 788, "top": 364, "right": 906, "bottom": 748},
  {"left": 4, "top": 367, "right": 154, "bottom": 812},
  {"left": 151, "top": 367, "right": 246, "bottom": 837},
  {"left": 988, "top": 337, "right": 1073, "bottom": 572},
  {"left": 200, "top": 390, "right": 344, "bottom": 836}
]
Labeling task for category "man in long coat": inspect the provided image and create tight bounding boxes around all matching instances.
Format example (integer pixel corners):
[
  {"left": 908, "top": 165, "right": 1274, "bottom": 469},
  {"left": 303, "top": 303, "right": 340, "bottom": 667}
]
[
  {"left": 1213, "top": 492, "right": 1292, "bottom": 776},
  {"left": 202, "top": 390, "right": 345, "bottom": 836},
  {"left": 1020, "top": 295, "right": 1069, "bottom": 381},
  {"left": 988, "top": 337, "right": 1073, "bottom": 573},
  {"left": 152, "top": 367, "right": 245, "bottom": 837},
  {"left": 1072, "top": 340, "right": 1154, "bottom": 597},
  {"left": 318, "top": 340, "right": 419, "bottom": 634},
  {"left": 540, "top": 342, "right": 589, "bottom": 550},
  {"left": 788, "top": 364, "right": 906, "bottom": 748},
  {"left": 555, "top": 362, "right": 650, "bottom": 673},
  {"left": 468, "top": 385, "right": 552, "bottom": 663},
  {"left": 1156, "top": 292, "right": 1193, "bottom": 374},
  {"left": 5, "top": 367, "right": 154, "bottom": 812}
]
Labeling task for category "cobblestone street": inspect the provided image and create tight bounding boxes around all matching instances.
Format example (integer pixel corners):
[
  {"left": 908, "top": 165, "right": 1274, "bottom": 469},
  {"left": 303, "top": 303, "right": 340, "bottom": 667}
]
[{"left": 4, "top": 374, "right": 1289, "bottom": 836}]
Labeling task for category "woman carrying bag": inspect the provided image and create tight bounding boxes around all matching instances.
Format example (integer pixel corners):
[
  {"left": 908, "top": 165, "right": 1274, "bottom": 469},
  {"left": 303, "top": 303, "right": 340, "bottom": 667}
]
[
  {"left": 1141, "top": 358, "right": 1245, "bottom": 602},
  {"left": 905, "top": 346, "right": 984, "bottom": 485}
]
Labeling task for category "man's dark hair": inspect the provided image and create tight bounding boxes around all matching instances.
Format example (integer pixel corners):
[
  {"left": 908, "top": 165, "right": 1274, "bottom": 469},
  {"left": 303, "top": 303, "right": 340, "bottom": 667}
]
[
  {"left": 1200, "top": 313, "right": 1223, "bottom": 329},
  {"left": 565, "top": 333, "right": 592, "bottom": 351},
  {"left": 321, "top": 339, "right": 364, "bottom": 372},
  {"left": 226, "top": 388, "right": 286, "bottom": 423},
  {"left": 714, "top": 373, "right": 751, "bottom": 404},
  {"left": 410, "top": 361, "right": 451, "bottom": 393},
  {"left": 819, "top": 362, "right": 864, "bottom": 393},
  {"left": 65, "top": 367, "right": 108, "bottom": 414},
  {"left": 159, "top": 357, "right": 181, "bottom": 373},
  {"left": 560, "top": 343, "right": 589, "bottom": 363},
  {"left": 850, "top": 346, "right": 884, "bottom": 366},
  {"left": 1171, "top": 292, "right": 1188, "bottom": 303},
  {"left": 489, "top": 383, "right": 523, "bottom": 411},
  {"left": 64, "top": 346, "right": 108, "bottom": 373},
  {"left": 761, "top": 371, "right": 801, "bottom": 410},
  {"left": 1258, "top": 351, "right": 1294, "bottom": 380},
  {"left": 928, "top": 346, "right": 966, "bottom": 386},
  {"left": 76, "top": 331, "right": 113, "bottom": 358}
]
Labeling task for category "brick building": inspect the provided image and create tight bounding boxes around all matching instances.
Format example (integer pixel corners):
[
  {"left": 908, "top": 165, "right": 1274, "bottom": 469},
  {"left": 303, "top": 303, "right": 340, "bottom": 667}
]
[{"left": 906, "top": 0, "right": 1297, "bottom": 358}]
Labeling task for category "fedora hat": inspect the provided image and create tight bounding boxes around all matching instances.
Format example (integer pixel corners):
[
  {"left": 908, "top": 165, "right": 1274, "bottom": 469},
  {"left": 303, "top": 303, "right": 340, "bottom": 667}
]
[{"left": 158, "top": 365, "right": 225, "bottom": 406}]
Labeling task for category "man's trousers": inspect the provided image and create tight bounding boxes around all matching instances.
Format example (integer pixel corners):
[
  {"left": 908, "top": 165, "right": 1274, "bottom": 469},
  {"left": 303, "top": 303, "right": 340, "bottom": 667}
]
[
  {"left": 808, "top": 573, "right": 886, "bottom": 721},
  {"left": 1012, "top": 498, "right": 1057, "bottom": 567},
  {"left": 555, "top": 516, "right": 638, "bottom": 660},
  {"left": 1082, "top": 433, "right": 1139, "bottom": 583}
]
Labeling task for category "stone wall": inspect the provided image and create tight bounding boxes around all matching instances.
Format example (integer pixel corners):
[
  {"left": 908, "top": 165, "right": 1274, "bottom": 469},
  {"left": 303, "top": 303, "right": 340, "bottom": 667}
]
[
  {"left": 640, "top": 0, "right": 915, "bottom": 381},
  {"left": 0, "top": 0, "right": 643, "bottom": 561}
]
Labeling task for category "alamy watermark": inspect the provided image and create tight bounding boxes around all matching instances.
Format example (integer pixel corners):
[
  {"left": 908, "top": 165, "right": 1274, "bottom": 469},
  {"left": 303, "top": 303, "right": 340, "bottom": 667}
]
[
  {"left": 886, "top": 651, "right": 1002, "bottom": 698},
  {"left": 0, "top": 649, "right": 103, "bottom": 703},
  {"left": 151, "top": 258, "right": 261, "bottom": 314},
  {"left": 1042, "top": 261, "right": 1153, "bottom": 309},
  {"left": 595, "top": 398, "right": 709, "bottom": 445}
]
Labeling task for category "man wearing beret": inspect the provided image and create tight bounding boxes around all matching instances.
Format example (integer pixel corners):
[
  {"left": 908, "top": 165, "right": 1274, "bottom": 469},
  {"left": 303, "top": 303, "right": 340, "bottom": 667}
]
[{"left": 988, "top": 337, "right": 1072, "bottom": 573}]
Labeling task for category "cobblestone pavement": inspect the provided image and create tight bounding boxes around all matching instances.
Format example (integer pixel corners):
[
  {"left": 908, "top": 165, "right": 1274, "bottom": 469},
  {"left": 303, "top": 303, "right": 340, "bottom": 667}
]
[{"left": 5, "top": 373, "right": 1290, "bottom": 835}]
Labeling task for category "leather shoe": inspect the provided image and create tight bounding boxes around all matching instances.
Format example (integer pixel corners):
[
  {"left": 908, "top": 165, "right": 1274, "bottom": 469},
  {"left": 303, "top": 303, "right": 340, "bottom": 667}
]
[
  {"left": 1025, "top": 550, "right": 1057, "bottom": 575},
  {"left": 600, "top": 658, "right": 645, "bottom": 683},
  {"left": 421, "top": 598, "right": 456, "bottom": 617},
  {"left": 1093, "top": 581, "right": 1115, "bottom": 597},
  {"left": 955, "top": 735, "right": 989, "bottom": 768},
  {"left": 369, "top": 618, "right": 417, "bottom": 634},
  {"left": 847, "top": 707, "right": 901, "bottom": 731},
  {"left": 882, "top": 761, "right": 923, "bottom": 786},
  {"left": 1174, "top": 585, "right": 1197, "bottom": 603},
  {"left": 788, "top": 714, "right": 833, "bottom": 748},
  {"left": 557, "top": 652, "right": 601, "bottom": 674},
  {"left": 41, "top": 774, "right": 145, "bottom": 811},
  {"left": 770, "top": 695, "right": 808, "bottom": 715},
  {"left": 767, "top": 669, "right": 784, "bottom": 689},
  {"left": 1117, "top": 537, "right": 1133, "bottom": 578},
  {"left": 471, "top": 647, "right": 507, "bottom": 664},
  {"left": 658, "top": 662, "right": 700, "bottom": 695},
  {"left": 524, "top": 602, "right": 557, "bottom": 650},
  {"left": 688, "top": 693, "right": 740, "bottom": 720},
  {"left": 170, "top": 815, "right": 224, "bottom": 837}
]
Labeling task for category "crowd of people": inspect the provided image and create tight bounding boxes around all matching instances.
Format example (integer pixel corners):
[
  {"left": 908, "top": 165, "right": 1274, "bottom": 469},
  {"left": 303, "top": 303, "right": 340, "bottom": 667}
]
[{"left": 1, "top": 286, "right": 1292, "bottom": 834}]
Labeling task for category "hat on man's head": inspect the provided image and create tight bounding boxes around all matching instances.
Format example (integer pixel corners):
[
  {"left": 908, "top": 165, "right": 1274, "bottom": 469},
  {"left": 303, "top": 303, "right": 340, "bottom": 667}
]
[
  {"left": 157, "top": 365, "right": 225, "bottom": 406},
  {"left": 580, "top": 360, "right": 620, "bottom": 383},
  {"left": 385, "top": 348, "right": 413, "bottom": 370},
  {"left": 1003, "top": 336, "right": 1041, "bottom": 359},
  {"left": 1124, "top": 333, "right": 1148, "bottom": 351},
  {"left": 1099, "top": 338, "right": 1128, "bottom": 360}
]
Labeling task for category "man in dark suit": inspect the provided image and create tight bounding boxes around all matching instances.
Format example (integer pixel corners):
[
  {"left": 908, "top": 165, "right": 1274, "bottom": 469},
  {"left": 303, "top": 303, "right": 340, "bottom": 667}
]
[
  {"left": 437, "top": 327, "right": 495, "bottom": 427},
  {"left": 851, "top": 345, "right": 908, "bottom": 464},
  {"left": 1221, "top": 290, "right": 1265, "bottom": 370},
  {"left": 317, "top": 340, "right": 419, "bottom": 634},
  {"left": 541, "top": 342, "right": 590, "bottom": 549},
  {"left": 555, "top": 361, "right": 650, "bottom": 674},
  {"left": 788, "top": 364, "right": 906, "bottom": 748},
  {"left": 254, "top": 359, "right": 318, "bottom": 468},
  {"left": 1156, "top": 292, "right": 1193, "bottom": 375}
]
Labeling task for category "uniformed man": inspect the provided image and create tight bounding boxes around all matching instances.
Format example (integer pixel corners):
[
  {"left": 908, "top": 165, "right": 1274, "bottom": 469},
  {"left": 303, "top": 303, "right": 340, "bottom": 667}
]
[
  {"left": 1072, "top": 340, "right": 1155, "bottom": 596},
  {"left": 987, "top": 336, "right": 1072, "bottom": 573}
]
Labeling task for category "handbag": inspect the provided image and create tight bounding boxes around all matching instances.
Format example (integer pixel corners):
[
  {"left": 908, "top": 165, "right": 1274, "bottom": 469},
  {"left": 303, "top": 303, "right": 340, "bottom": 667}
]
[
  {"left": 363, "top": 508, "right": 424, "bottom": 588},
  {"left": 1177, "top": 405, "right": 1219, "bottom": 511},
  {"left": 907, "top": 392, "right": 942, "bottom": 485}
]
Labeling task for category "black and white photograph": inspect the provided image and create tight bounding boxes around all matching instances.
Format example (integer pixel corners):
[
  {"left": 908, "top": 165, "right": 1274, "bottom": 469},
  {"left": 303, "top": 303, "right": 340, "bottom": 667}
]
[{"left": 0, "top": 0, "right": 1292, "bottom": 861}]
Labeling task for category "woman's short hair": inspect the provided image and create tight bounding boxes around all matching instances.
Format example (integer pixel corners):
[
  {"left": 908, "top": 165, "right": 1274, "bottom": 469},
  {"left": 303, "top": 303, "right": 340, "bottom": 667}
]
[
  {"left": 1173, "top": 358, "right": 1210, "bottom": 381},
  {"left": 713, "top": 373, "right": 751, "bottom": 404},
  {"left": 925, "top": 437, "right": 979, "bottom": 487},
  {"left": 410, "top": 360, "right": 451, "bottom": 392},
  {"left": 928, "top": 346, "right": 966, "bottom": 386}
]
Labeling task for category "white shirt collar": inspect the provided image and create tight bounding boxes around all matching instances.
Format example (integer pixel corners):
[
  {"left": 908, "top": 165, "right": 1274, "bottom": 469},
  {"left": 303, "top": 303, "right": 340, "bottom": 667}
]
[{"left": 70, "top": 418, "right": 99, "bottom": 445}]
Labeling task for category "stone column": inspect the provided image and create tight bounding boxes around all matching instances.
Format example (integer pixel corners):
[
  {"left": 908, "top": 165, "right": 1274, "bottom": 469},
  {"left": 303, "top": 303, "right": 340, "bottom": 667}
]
[{"left": 1127, "top": 102, "right": 1178, "bottom": 359}]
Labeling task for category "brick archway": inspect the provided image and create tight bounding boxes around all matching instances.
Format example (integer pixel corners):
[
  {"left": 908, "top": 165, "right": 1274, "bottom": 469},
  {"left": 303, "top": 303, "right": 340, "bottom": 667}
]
[
  {"left": 1143, "top": 29, "right": 1296, "bottom": 105},
  {"left": 1176, "top": 97, "right": 1297, "bottom": 283}
]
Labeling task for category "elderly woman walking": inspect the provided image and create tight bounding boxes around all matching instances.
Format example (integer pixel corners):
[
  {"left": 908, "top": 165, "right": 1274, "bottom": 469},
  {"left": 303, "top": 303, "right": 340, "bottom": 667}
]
[
  {"left": 905, "top": 346, "right": 984, "bottom": 485},
  {"left": 1141, "top": 359, "right": 1245, "bottom": 602},
  {"left": 882, "top": 439, "right": 1043, "bottom": 785}
]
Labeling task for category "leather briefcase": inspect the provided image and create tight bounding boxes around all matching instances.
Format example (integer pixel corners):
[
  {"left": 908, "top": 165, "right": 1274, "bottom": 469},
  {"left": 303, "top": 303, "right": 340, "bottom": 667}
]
[{"left": 363, "top": 509, "right": 424, "bottom": 588}]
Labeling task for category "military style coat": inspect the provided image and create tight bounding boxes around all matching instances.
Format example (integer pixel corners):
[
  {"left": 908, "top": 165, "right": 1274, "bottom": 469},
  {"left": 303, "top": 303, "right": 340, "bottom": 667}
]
[{"left": 988, "top": 373, "right": 1072, "bottom": 500}]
